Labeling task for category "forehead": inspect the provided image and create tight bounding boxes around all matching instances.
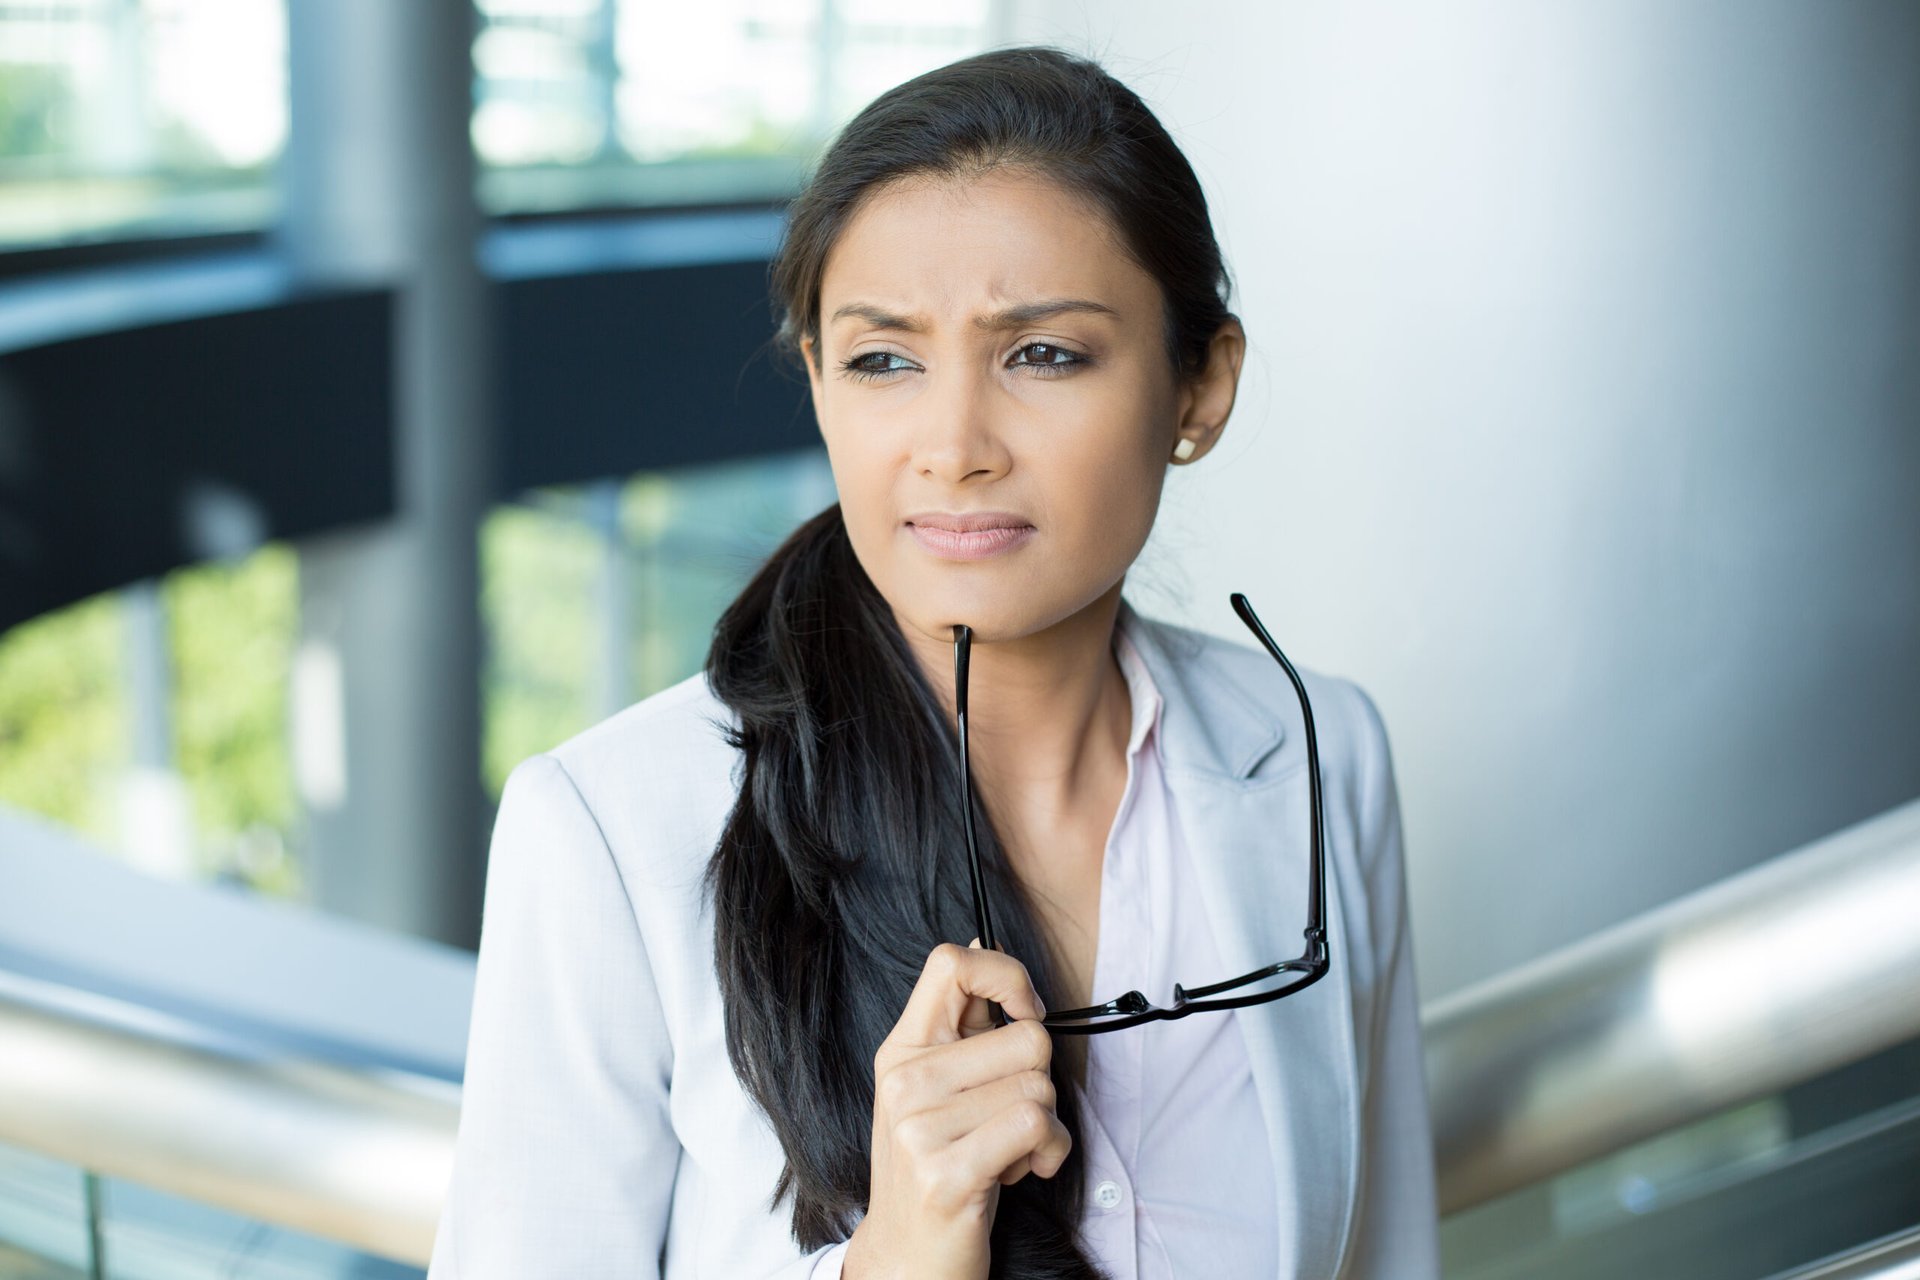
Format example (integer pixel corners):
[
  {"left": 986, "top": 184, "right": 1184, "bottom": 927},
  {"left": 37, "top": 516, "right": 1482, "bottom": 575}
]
[{"left": 819, "top": 168, "right": 1157, "bottom": 326}]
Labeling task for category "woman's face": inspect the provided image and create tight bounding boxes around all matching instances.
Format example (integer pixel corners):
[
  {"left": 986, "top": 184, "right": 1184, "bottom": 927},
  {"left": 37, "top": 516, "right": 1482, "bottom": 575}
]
[{"left": 800, "top": 167, "right": 1240, "bottom": 648}]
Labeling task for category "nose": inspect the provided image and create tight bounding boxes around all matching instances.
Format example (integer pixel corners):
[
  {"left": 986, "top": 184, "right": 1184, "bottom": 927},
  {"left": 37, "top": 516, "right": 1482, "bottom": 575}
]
[{"left": 909, "top": 366, "right": 1012, "bottom": 487}]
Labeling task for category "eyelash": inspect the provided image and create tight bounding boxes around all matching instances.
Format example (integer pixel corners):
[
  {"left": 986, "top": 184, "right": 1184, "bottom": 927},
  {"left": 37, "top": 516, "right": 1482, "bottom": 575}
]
[{"left": 837, "top": 342, "right": 1090, "bottom": 383}]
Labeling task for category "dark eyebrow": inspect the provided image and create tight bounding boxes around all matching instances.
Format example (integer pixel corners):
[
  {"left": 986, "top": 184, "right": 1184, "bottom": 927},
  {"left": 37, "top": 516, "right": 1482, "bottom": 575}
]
[{"left": 827, "top": 298, "right": 1120, "bottom": 333}]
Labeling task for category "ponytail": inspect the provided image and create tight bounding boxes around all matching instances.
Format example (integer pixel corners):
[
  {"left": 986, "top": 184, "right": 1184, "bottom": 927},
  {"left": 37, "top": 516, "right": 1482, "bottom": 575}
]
[{"left": 703, "top": 504, "right": 1100, "bottom": 1276}]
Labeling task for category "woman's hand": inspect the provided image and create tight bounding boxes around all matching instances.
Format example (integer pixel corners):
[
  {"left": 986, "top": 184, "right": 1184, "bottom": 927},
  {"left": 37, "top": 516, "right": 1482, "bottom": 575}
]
[{"left": 840, "top": 939, "right": 1070, "bottom": 1280}]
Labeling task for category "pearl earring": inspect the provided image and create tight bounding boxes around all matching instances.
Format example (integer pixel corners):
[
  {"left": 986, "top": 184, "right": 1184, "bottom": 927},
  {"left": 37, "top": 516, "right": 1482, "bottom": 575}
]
[{"left": 1172, "top": 437, "right": 1197, "bottom": 461}]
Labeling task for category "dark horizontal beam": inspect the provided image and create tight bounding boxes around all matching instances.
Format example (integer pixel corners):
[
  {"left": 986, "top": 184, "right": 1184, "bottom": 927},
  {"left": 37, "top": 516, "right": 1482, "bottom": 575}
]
[{"left": 0, "top": 209, "right": 812, "bottom": 631}]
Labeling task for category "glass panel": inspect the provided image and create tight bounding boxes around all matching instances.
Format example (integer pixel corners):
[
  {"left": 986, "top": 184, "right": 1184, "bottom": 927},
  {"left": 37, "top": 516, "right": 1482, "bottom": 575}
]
[
  {"left": 0, "top": 0, "right": 286, "bottom": 252},
  {"left": 0, "top": 591, "right": 129, "bottom": 852},
  {"left": 90, "top": 1175, "right": 422, "bottom": 1279},
  {"left": 475, "top": 0, "right": 997, "bottom": 215},
  {"left": 0, "top": 1140, "right": 91, "bottom": 1278},
  {"left": 480, "top": 445, "right": 836, "bottom": 801},
  {"left": 0, "top": 0, "right": 999, "bottom": 247},
  {"left": 1442, "top": 1036, "right": 1920, "bottom": 1280},
  {"left": 0, "top": 1137, "right": 424, "bottom": 1279},
  {"left": 0, "top": 542, "right": 303, "bottom": 899},
  {"left": 2, "top": 443, "right": 836, "bottom": 887}
]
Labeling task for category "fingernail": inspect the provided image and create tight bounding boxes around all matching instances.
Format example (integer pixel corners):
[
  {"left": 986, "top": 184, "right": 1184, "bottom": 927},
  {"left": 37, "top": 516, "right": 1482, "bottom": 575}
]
[{"left": 968, "top": 936, "right": 982, "bottom": 948}]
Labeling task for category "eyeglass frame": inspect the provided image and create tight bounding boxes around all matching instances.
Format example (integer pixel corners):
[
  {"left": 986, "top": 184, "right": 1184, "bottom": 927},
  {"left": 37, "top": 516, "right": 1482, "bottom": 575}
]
[{"left": 951, "top": 592, "right": 1329, "bottom": 1035}]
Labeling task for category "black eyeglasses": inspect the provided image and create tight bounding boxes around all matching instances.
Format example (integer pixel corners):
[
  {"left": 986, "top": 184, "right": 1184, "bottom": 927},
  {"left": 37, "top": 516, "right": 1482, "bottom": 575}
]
[{"left": 952, "top": 593, "right": 1329, "bottom": 1035}]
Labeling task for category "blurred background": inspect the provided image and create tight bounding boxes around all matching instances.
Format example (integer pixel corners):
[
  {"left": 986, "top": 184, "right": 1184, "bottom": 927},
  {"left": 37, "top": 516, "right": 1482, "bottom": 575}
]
[{"left": 0, "top": 1, "right": 1916, "bottom": 1277}]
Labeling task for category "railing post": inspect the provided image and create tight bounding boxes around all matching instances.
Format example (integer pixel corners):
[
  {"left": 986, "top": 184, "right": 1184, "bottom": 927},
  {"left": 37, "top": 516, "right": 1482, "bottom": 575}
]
[{"left": 82, "top": 1168, "right": 107, "bottom": 1280}]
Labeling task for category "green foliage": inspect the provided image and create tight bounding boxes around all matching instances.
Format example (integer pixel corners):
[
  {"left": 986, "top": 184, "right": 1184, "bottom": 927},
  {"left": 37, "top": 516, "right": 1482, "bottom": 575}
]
[
  {"left": 481, "top": 499, "right": 601, "bottom": 801},
  {"left": 0, "top": 452, "right": 836, "bottom": 894},
  {"left": 161, "top": 544, "right": 300, "bottom": 886},
  {"left": 0, "top": 590, "right": 128, "bottom": 845},
  {"left": 0, "top": 63, "right": 71, "bottom": 160},
  {"left": 674, "top": 115, "right": 809, "bottom": 162},
  {"left": 478, "top": 451, "right": 835, "bottom": 801},
  {"left": 0, "top": 544, "right": 302, "bottom": 895}
]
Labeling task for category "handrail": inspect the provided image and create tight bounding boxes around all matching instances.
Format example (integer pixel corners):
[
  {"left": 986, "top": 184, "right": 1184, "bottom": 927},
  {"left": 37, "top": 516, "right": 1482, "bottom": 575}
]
[
  {"left": 1765, "top": 1223, "right": 1920, "bottom": 1279},
  {"left": 0, "top": 970, "right": 457, "bottom": 1265},
  {"left": 3, "top": 798, "right": 1918, "bottom": 1261},
  {"left": 1423, "top": 795, "right": 1920, "bottom": 1214}
]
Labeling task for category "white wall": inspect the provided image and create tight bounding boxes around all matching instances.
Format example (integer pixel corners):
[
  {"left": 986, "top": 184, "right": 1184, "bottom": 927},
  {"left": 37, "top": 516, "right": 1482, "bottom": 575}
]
[{"left": 1006, "top": 0, "right": 1920, "bottom": 998}]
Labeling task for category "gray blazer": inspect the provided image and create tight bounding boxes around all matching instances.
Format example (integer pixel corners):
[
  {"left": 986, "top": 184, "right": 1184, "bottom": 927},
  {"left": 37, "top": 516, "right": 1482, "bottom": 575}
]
[{"left": 427, "top": 599, "right": 1440, "bottom": 1279}]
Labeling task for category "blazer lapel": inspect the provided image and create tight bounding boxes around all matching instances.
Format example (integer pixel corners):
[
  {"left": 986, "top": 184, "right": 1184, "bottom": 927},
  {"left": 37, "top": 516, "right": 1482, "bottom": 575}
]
[{"left": 1120, "top": 602, "right": 1361, "bottom": 1280}]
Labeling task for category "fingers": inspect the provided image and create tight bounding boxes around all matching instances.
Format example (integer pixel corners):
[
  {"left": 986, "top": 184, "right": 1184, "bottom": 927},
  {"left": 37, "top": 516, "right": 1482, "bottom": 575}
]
[
  {"left": 946, "top": 1093, "right": 1073, "bottom": 1192},
  {"left": 862, "top": 943, "right": 1070, "bottom": 1254},
  {"left": 957, "top": 937, "right": 997, "bottom": 1039},
  {"left": 876, "top": 1016, "right": 1053, "bottom": 1112},
  {"left": 891, "top": 1068, "right": 1059, "bottom": 1152},
  {"left": 887, "top": 1075, "right": 1073, "bottom": 1208},
  {"left": 885, "top": 941, "right": 1048, "bottom": 1051}
]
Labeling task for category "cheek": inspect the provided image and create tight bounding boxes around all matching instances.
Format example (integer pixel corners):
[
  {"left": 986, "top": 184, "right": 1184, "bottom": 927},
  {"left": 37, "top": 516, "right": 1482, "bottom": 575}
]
[
  {"left": 1060, "top": 463, "right": 1164, "bottom": 566},
  {"left": 827, "top": 440, "right": 889, "bottom": 503},
  {"left": 1049, "top": 407, "right": 1168, "bottom": 542},
  {"left": 819, "top": 430, "right": 901, "bottom": 563}
]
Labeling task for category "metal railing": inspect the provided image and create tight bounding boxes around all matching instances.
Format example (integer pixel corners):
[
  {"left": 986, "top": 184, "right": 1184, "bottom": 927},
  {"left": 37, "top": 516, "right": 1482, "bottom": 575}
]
[
  {"left": 1423, "top": 795, "right": 1920, "bottom": 1213},
  {"left": 2, "top": 797, "right": 1918, "bottom": 1266},
  {"left": 0, "top": 971, "right": 457, "bottom": 1266},
  {"left": 1766, "top": 1224, "right": 1920, "bottom": 1280}
]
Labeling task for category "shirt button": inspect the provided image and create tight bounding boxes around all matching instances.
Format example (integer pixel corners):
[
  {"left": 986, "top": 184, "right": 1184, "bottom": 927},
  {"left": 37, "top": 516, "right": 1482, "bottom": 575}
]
[{"left": 1093, "top": 1179, "right": 1122, "bottom": 1210}]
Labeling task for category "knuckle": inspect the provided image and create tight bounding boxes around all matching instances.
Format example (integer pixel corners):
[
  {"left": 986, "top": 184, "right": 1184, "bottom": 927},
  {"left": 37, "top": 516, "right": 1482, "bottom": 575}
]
[
  {"left": 1010, "top": 1099, "right": 1051, "bottom": 1140},
  {"left": 927, "top": 942, "right": 965, "bottom": 978},
  {"left": 893, "top": 1058, "right": 933, "bottom": 1101},
  {"left": 1020, "top": 1018, "right": 1053, "bottom": 1063},
  {"left": 894, "top": 1110, "right": 938, "bottom": 1154},
  {"left": 1020, "top": 1069, "right": 1056, "bottom": 1108},
  {"left": 875, "top": 1064, "right": 913, "bottom": 1115}
]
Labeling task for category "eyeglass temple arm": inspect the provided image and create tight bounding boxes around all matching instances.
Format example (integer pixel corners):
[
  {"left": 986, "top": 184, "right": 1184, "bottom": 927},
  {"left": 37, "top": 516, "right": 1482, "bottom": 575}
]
[
  {"left": 1229, "top": 593, "right": 1328, "bottom": 962},
  {"left": 953, "top": 598, "right": 1327, "bottom": 1025},
  {"left": 953, "top": 624, "right": 1000, "bottom": 954}
]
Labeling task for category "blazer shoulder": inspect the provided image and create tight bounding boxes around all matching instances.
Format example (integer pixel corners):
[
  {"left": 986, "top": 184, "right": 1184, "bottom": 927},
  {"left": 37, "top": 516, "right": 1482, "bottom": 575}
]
[
  {"left": 510, "top": 668, "right": 744, "bottom": 890},
  {"left": 545, "top": 667, "right": 739, "bottom": 777}
]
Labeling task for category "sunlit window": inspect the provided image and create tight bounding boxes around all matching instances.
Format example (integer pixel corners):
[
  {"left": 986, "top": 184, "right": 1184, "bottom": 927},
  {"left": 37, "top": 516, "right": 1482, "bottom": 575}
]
[
  {"left": 0, "top": 543, "right": 301, "bottom": 894},
  {"left": 481, "top": 446, "right": 837, "bottom": 800},
  {"left": 0, "top": 0, "right": 998, "bottom": 251},
  {"left": 0, "top": 0, "right": 286, "bottom": 251},
  {"left": 475, "top": 0, "right": 998, "bottom": 214},
  {"left": 0, "top": 450, "right": 836, "bottom": 895}
]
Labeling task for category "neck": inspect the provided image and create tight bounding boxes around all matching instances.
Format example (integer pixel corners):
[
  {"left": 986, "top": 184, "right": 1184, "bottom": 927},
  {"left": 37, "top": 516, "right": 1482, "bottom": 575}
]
[{"left": 898, "top": 581, "right": 1134, "bottom": 842}]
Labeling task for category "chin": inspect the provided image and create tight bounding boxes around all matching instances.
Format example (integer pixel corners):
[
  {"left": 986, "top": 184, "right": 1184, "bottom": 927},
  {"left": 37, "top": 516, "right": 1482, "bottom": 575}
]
[
  {"left": 896, "top": 599, "right": 1034, "bottom": 646},
  {"left": 884, "top": 569, "right": 1112, "bottom": 647}
]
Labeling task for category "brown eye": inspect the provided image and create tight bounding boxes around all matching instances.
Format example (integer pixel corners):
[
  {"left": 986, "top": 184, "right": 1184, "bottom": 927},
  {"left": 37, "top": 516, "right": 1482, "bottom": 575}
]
[
  {"left": 840, "top": 351, "right": 914, "bottom": 381},
  {"left": 1010, "top": 342, "right": 1086, "bottom": 375}
]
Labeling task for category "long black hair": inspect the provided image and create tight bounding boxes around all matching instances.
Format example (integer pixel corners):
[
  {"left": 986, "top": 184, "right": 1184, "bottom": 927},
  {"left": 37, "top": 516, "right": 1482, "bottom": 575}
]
[{"left": 704, "top": 45, "right": 1235, "bottom": 1277}]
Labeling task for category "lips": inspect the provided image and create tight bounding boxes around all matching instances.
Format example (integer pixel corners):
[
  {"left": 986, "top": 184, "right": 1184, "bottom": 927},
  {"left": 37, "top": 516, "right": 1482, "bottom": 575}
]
[{"left": 905, "top": 511, "right": 1036, "bottom": 561}]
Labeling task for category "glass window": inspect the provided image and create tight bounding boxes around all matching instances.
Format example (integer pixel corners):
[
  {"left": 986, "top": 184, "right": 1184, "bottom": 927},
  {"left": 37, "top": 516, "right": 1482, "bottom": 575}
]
[
  {"left": 481, "top": 446, "right": 837, "bottom": 801},
  {"left": 475, "top": 0, "right": 999, "bottom": 215},
  {"left": 0, "top": 0, "right": 287, "bottom": 252},
  {"left": 0, "top": 0, "right": 1000, "bottom": 250},
  {"left": 0, "top": 449, "right": 838, "bottom": 896},
  {"left": 0, "top": 542, "right": 301, "bottom": 895}
]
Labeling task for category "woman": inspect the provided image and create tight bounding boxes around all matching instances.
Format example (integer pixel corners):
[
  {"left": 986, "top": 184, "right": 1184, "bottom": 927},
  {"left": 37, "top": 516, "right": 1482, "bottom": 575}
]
[{"left": 428, "top": 44, "right": 1438, "bottom": 1280}]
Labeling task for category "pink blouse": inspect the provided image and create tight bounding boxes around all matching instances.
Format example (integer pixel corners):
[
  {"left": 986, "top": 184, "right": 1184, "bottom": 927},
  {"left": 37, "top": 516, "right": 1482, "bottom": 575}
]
[{"left": 816, "top": 628, "right": 1276, "bottom": 1276}]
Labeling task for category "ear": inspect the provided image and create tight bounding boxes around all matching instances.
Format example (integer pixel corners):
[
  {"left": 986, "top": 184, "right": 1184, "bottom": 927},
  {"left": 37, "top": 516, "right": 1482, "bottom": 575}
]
[
  {"left": 1170, "top": 317, "right": 1246, "bottom": 466},
  {"left": 800, "top": 334, "right": 827, "bottom": 438}
]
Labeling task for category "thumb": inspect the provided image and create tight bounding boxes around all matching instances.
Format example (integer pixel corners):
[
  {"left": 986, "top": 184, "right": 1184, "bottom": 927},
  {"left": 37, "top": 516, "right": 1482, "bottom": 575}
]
[{"left": 960, "top": 936, "right": 999, "bottom": 1037}]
